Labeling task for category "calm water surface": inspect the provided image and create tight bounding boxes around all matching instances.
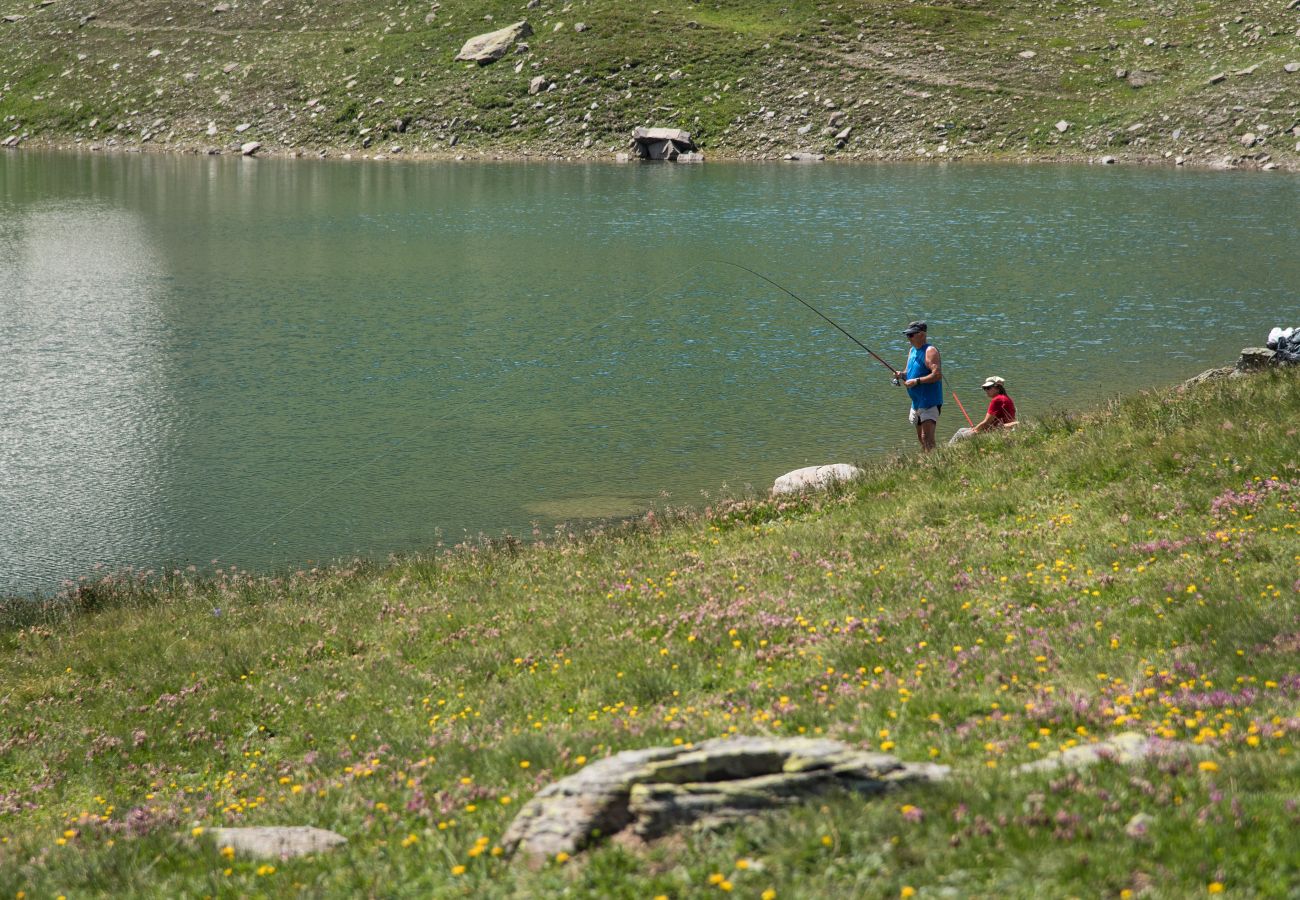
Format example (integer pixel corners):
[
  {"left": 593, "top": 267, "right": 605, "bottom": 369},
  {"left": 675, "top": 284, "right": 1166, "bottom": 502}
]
[{"left": 2, "top": 153, "right": 1297, "bottom": 596}]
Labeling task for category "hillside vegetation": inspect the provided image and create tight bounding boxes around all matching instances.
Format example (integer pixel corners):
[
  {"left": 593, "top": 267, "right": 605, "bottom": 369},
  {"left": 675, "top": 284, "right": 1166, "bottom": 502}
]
[
  {"left": 2, "top": 368, "right": 1298, "bottom": 897},
  {"left": 1, "top": 0, "right": 1297, "bottom": 165}
]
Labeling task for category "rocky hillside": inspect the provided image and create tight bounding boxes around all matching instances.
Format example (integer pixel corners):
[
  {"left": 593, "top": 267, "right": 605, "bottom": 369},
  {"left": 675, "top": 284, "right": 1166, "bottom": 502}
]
[{"left": 2, "top": 0, "right": 1297, "bottom": 166}]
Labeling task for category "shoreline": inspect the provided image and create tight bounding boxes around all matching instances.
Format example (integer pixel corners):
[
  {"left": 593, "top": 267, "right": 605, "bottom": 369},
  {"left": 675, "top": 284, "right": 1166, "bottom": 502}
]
[
  {"left": 5, "top": 135, "right": 1296, "bottom": 172},
  {"left": 3, "top": 351, "right": 1287, "bottom": 606}
]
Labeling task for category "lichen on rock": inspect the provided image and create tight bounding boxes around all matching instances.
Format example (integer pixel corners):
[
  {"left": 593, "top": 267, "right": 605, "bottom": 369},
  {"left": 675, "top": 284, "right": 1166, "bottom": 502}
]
[{"left": 500, "top": 736, "right": 947, "bottom": 861}]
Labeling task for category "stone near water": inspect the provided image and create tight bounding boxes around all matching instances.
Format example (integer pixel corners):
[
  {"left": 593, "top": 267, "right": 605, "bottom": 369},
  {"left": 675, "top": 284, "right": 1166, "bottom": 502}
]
[
  {"left": 772, "top": 464, "right": 861, "bottom": 495},
  {"left": 1240, "top": 132, "right": 1257, "bottom": 147},
  {"left": 455, "top": 20, "right": 533, "bottom": 64},
  {"left": 1100, "top": 155, "right": 1117, "bottom": 164},
  {"left": 1181, "top": 366, "right": 1235, "bottom": 389},
  {"left": 209, "top": 826, "right": 346, "bottom": 859},
  {"left": 1237, "top": 347, "right": 1277, "bottom": 370},
  {"left": 240, "top": 141, "right": 261, "bottom": 156},
  {"left": 785, "top": 151, "right": 825, "bottom": 162},
  {"left": 1016, "top": 732, "right": 1206, "bottom": 774},
  {"left": 630, "top": 126, "right": 696, "bottom": 161},
  {"left": 500, "top": 736, "right": 947, "bottom": 861}
]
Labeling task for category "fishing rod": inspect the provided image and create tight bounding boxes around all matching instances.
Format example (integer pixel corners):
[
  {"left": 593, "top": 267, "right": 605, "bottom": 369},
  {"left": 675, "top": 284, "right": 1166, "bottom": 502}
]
[{"left": 706, "top": 259, "right": 902, "bottom": 382}]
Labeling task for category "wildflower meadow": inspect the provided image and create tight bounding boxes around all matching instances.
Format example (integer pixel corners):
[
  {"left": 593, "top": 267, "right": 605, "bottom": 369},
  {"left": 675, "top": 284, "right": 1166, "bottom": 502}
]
[{"left": 2, "top": 369, "right": 1298, "bottom": 898}]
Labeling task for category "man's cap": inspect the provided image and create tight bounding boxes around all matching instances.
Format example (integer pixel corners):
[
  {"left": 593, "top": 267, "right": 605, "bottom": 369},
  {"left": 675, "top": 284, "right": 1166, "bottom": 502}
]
[
  {"left": 981, "top": 376, "right": 1006, "bottom": 389},
  {"left": 903, "top": 321, "right": 927, "bottom": 336}
]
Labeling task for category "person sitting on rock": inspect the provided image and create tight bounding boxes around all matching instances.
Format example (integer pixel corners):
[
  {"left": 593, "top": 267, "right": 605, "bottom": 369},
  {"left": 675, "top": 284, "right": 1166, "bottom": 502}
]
[{"left": 949, "top": 376, "right": 1018, "bottom": 444}]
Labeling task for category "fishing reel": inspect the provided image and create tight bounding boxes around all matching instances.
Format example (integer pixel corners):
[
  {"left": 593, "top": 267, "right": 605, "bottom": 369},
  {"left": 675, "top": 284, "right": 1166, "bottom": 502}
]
[{"left": 891, "top": 377, "right": 901, "bottom": 387}]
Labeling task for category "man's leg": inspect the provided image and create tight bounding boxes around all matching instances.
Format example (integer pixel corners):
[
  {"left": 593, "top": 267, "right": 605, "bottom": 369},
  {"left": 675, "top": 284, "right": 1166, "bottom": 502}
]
[{"left": 919, "top": 419, "right": 937, "bottom": 452}]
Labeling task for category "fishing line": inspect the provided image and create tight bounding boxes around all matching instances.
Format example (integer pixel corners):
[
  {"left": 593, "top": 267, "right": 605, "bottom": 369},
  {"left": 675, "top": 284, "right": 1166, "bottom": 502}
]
[
  {"left": 216, "top": 259, "right": 901, "bottom": 565},
  {"left": 703, "top": 259, "right": 900, "bottom": 377}
]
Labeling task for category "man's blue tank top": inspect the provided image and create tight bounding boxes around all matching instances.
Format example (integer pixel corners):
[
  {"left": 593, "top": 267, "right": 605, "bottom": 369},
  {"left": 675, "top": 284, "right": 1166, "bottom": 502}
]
[{"left": 906, "top": 343, "right": 943, "bottom": 409}]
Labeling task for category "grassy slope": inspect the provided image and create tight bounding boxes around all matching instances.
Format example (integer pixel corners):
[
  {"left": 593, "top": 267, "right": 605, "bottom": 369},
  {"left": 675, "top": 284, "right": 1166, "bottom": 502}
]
[
  {"left": 0, "top": 0, "right": 1297, "bottom": 165},
  {"left": 1, "top": 368, "right": 1298, "bottom": 897}
]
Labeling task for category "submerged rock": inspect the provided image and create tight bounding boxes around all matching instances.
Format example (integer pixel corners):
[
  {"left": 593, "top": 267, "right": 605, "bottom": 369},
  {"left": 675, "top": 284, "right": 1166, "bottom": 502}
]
[
  {"left": 772, "top": 464, "right": 861, "bottom": 496},
  {"left": 501, "top": 736, "right": 946, "bottom": 860}
]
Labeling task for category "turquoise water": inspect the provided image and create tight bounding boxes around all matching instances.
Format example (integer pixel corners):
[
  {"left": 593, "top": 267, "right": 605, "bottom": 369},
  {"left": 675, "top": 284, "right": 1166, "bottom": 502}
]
[{"left": 2, "top": 152, "right": 1297, "bottom": 596}]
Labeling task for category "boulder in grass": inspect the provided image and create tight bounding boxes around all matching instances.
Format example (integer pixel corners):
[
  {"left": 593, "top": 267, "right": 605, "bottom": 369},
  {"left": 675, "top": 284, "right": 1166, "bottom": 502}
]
[
  {"left": 455, "top": 21, "right": 533, "bottom": 64},
  {"left": 209, "top": 826, "right": 346, "bottom": 859},
  {"left": 771, "top": 464, "right": 862, "bottom": 496},
  {"left": 501, "top": 736, "right": 946, "bottom": 861},
  {"left": 1016, "top": 732, "right": 1207, "bottom": 774}
]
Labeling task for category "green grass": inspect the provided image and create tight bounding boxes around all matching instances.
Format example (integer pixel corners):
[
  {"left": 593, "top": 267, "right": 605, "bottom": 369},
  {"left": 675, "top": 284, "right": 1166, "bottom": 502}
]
[
  {"left": 2, "top": 368, "right": 1298, "bottom": 897},
  {"left": 1, "top": 0, "right": 1296, "bottom": 164}
]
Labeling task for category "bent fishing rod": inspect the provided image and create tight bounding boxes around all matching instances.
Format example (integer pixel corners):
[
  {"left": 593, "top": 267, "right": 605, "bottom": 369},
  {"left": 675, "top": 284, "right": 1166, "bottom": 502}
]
[{"left": 705, "top": 259, "right": 902, "bottom": 383}]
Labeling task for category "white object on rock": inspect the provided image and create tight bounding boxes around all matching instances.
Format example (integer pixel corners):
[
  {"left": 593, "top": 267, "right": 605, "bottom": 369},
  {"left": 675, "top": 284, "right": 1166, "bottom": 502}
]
[
  {"left": 772, "top": 464, "right": 862, "bottom": 496},
  {"left": 209, "top": 826, "right": 346, "bottom": 859}
]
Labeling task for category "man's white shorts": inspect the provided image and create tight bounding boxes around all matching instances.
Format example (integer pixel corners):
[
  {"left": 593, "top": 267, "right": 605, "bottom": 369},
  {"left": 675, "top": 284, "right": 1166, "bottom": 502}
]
[{"left": 909, "top": 405, "right": 941, "bottom": 425}]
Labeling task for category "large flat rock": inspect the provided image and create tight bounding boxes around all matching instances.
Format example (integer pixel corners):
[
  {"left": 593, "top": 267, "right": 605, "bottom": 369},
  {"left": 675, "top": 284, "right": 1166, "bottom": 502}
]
[
  {"left": 209, "top": 826, "right": 347, "bottom": 859},
  {"left": 455, "top": 21, "right": 533, "bottom": 64},
  {"left": 501, "top": 736, "right": 946, "bottom": 860}
]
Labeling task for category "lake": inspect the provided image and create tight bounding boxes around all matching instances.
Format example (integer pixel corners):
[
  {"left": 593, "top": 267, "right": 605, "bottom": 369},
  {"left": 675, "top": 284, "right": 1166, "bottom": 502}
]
[{"left": 2, "top": 152, "right": 1296, "bottom": 597}]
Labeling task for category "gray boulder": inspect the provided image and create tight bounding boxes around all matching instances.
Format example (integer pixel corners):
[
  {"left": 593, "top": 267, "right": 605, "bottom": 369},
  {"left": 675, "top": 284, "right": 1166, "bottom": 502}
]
[
  {"left": 209, "top": 826, "right": 346, "bottom": 859},
  {"left": 501, "top": 736, "right": 945, "bottom": 861},
  {"left": 772, "top": 464, "right": 861, "bottom": 496},
  {"left": 455, "top": 21, "right": 533, "bottom": 64},
  {"left": 1237, "top": 347, "right": 1277, "bottom": 370},
  {"left": 1017, "top": 732, "right": 1206, "bottom": 774},
  {"left": 631, "top": 126, "right": 696, "bottom": 160}
]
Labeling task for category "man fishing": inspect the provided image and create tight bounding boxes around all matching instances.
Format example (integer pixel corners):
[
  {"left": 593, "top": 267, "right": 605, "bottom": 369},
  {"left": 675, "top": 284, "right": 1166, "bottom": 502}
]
[{"left": 895, "top": 321, "right": 942, "bottom": 452}]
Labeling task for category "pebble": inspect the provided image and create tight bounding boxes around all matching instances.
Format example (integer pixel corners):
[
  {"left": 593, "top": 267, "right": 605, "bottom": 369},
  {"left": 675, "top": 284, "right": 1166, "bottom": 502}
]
[{"left": 1055, "top": 120, "right": 1070, "bottom": 133}]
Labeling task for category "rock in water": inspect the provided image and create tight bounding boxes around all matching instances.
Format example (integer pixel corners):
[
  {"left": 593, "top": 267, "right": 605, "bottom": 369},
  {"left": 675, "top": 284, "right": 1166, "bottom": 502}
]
[
  {"left": 500, "top": 736, "right": 946, "bottom": 860},
  {"left": 455, "top": 21, "right": 533, "bottom": 64},
  {"left": 771, "top": 464, "right": 861, "bottom": 496},
  {"left": 209, "top": 826, "right": 346, "bottom": 859}
]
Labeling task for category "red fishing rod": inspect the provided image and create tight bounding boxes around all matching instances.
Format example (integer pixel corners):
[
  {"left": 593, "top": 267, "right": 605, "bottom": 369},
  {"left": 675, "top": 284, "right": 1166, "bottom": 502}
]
[{"left": 708, "top": 260, "right": 902, "bottom": 382}]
